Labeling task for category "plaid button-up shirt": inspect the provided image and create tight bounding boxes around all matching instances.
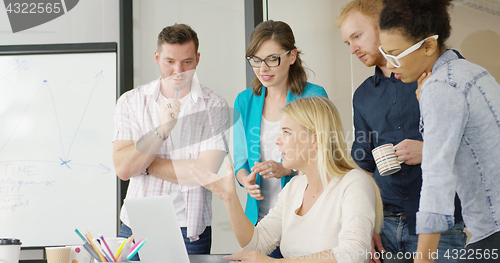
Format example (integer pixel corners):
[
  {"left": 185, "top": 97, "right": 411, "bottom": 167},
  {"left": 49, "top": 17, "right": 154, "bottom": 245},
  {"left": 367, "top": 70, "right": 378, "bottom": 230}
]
[{"left": 114, "top": 76, "right": 229, "bottom": 241}]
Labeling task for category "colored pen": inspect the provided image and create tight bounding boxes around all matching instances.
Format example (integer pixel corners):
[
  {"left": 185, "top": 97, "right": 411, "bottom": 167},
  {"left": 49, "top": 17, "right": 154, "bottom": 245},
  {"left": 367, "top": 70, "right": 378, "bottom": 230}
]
[
  {"left": 99, "top": 247, "right": 114, "bottom": 263},
  {"left": 175, "top": 90, "right": 178, "bottom": 99},
  {"left": 83, "top": 243, "right": 102, "bottom": 262},
  {"left": 86, "top": 232, "right": 107, "bottom": 262},
  {"left": 74, "top": 228, "right": 88, "bottom": 243},
  {"left": 99, "top": 236, "right": 117, "bottom": 262},
  {"left": 127, "top": 238, "right": 148, "bottom": 261},
  {"left": 116, "top": 235, "right": 135, "bottom": 260},
  {"left": 117, "top": 242, "right": 131, "bottom": 262},
  {"left": 95, "top": 238, "right": 113, "bottom": 262},
  {"left": 128, "top": 238, "right": 143, "bottom": 252},
  {"left": 95, "top": 239, "right": 113, "bottom": 263},
  {"left": 114, "top": 238, "right": 128, "bottom": 259}
]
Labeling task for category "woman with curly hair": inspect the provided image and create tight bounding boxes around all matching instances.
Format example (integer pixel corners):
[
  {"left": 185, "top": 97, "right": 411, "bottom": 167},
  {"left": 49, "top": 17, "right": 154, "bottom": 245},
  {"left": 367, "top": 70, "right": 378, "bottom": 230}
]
[{"left": 379, "top": 0, "right": 500, "bottom": 261}]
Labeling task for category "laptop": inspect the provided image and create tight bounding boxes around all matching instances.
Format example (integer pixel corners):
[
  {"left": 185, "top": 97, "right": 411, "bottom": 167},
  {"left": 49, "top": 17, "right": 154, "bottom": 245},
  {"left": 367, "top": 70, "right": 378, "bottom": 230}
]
[{"left": 125, "top": 195, "right": 190, "bottom": 263}]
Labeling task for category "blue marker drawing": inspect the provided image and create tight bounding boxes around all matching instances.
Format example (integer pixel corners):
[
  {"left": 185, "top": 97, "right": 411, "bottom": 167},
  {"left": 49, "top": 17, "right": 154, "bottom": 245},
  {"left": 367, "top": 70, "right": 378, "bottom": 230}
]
[
  {"left": 64, "top": 70, "right": 104, "bottom": 163},
  {"left": 45, "top": 80, "right": 67, "bottom": 164},
  {"left": 0, "top": 160, "right": 111, "bottom": 174},
  {"left": 0, "top": 80, "right": 52, "bottom": 153},
  {"left": 0, "top": 69, "right": 107, "bottom": 171},
  {"left": 0, "top": 58, "right": 31, "bottom": 82},
  {"left": 59, "top": 157, "right": 72, "bottom": 169}
]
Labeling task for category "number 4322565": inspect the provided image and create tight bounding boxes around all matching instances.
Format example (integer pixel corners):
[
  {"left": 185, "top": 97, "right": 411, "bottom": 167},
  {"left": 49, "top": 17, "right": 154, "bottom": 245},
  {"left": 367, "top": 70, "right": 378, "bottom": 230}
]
[{"left": 6, "top": 3, "right": 62, "bottom": 14}]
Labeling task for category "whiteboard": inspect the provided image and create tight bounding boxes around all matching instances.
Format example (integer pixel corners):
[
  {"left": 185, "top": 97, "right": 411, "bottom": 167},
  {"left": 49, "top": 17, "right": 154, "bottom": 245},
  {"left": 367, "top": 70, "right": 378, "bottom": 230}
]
[{"left": 0, "top": 44, "right": 118, "bottom": 247}]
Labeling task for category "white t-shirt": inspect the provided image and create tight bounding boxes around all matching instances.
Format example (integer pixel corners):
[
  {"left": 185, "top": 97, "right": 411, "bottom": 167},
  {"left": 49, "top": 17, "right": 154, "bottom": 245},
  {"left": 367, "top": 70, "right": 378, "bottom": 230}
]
[
  {"left": 165, "top": 91, "right": 192, "bottom": 227},
  {"left": 258, "top": 117, "right": 282, "bottom": 221}
]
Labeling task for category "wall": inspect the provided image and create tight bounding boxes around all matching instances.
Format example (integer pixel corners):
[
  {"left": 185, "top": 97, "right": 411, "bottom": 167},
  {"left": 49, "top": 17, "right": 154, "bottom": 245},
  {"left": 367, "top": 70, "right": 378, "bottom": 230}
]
[
  {"left": 449, "top": 3, "right": 500, "bottom": 83},
  {"left": 267, "top": 0, "right": 372, "bottom": 147}
]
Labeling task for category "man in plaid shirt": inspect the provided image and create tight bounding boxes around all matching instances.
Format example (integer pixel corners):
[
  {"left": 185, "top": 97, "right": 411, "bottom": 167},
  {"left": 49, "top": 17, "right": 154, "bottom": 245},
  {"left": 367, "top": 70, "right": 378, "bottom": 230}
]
[{"left": 113, "top": 23, "right": 229, "bottom": 255}]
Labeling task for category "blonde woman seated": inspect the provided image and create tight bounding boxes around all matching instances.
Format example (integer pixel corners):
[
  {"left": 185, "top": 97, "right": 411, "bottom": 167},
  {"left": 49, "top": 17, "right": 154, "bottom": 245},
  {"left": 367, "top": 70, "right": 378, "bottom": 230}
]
[{"left": 193, "top": 97, "right": 383, "bottom": 263}]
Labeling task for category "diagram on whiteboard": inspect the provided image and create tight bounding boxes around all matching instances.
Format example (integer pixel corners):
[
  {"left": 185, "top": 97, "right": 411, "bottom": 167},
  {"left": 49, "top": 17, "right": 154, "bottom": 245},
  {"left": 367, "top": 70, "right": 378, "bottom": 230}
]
[{"left": 0, "top": 51, "right": 117, "bottom": 246}]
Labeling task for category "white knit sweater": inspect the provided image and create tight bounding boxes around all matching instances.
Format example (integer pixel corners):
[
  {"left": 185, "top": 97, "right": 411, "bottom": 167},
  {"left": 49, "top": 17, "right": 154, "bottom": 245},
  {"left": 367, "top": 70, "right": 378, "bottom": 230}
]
[{"left": 244, "top": 169, "right": 376, "bottom": 263}]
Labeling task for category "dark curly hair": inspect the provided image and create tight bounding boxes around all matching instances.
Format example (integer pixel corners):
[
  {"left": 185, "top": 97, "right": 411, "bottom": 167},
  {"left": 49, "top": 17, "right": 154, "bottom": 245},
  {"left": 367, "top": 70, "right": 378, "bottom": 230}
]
[{"left": 379, "top": 0, "right": 452, "bottom": 49}]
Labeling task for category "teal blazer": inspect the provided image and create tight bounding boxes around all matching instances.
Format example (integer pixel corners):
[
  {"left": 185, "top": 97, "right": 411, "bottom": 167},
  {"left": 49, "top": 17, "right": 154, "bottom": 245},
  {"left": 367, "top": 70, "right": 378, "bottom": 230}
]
[{"left": 233, "top": 82, "right": 328, "bottom": 225}]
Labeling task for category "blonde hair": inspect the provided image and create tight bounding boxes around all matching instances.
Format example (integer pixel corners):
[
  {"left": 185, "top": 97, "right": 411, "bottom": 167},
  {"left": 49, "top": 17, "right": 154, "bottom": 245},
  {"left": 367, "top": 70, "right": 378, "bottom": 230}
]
[
  {"left": 335, "top": 0, "right": 383, "bottom": 28},
  {"left": 282, "top": 97, "right": 383, "bottom": 233}
]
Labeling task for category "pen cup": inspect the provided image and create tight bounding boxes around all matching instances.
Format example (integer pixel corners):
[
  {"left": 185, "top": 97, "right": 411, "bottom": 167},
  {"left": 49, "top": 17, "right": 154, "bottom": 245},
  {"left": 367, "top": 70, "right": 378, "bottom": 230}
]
[
  {"left": 93, "top": 260, "right": 129, "bottom": 263},
  {"left": 91, "top": 237, "right": 126, "bottom": 261}
]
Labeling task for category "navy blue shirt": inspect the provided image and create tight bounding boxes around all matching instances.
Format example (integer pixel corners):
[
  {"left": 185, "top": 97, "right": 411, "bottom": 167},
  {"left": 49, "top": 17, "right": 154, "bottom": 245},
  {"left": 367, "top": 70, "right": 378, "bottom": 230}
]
[{"left": 351, "top": 66, "right": 462, "bottom": 235}]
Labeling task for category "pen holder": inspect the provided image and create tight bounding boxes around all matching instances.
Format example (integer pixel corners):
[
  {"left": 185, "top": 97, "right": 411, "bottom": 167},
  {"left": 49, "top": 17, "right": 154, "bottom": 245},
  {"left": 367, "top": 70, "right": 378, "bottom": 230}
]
[{"left": 91, "top": 237, "right": 126, "bottom": 262}]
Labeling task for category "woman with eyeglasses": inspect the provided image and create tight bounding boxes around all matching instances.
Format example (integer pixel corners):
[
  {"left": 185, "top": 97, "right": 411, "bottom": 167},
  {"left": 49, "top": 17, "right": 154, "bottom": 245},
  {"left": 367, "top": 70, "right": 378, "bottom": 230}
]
[
  {"left": 195, "top": 97, "right": 383, "bottom": 262},
  {"left": 233, "top": 20, "right": 328, "bottom": 258},
  {"left": 378, "top": 0, "right": 500, "bottom": 261}
]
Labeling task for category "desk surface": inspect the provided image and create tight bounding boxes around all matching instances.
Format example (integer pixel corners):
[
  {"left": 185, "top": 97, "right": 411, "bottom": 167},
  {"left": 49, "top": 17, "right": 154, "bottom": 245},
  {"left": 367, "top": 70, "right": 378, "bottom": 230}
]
[
  {"left": 189, "top": 254, "right": 228, "bottom": 263},
  {"left": 20, "top": 254, "right": 229, "bottom": 263},
  {"left": 20, "top": 254, "right": 412, "bottom": 263}
]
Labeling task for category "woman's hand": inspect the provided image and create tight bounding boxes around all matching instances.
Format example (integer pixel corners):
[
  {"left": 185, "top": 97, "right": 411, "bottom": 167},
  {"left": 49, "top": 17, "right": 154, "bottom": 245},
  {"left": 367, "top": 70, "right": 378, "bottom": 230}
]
[
  {"left": 252, "top": 160, "right": 292, "bottom": 179},
  {"left": 223, "top": 249, "right": 276, "bottom": 263},
  {"left": 416, "top": 72, "right": 432, "bottom": 102},
  {"left": 369, "top": 231, "right": 385, "bottom": 263},
  {"left": 240, "top": 170, "right": 264, "bottom": 200},
  {"left": 190, "top": 163, "right": 237, "bottom": 202}
]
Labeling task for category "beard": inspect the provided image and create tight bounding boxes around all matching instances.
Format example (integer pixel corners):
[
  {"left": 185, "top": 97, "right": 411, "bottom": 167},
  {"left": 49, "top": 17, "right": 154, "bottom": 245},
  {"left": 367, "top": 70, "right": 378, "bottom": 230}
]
[{"left": 359, "top": 49, "right": 385, "bottom": 68}]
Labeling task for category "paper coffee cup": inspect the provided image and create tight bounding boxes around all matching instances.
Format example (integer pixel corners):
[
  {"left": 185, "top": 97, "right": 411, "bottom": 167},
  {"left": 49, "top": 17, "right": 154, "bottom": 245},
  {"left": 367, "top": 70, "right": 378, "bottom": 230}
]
[
  {"left": 372, "top": 143, "right": 402, "bottom": 176},
  {"left": 45, "top": 247, "right": 71, "bottom": 263},
  {"left": 0, "top": 238, "right": 22, "bottom": 263}
]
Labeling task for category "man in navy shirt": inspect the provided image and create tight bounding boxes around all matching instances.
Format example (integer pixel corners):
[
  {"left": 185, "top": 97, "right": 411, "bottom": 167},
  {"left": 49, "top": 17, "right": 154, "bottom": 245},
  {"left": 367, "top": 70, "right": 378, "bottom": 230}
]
[{"left": 336, "top": 1, "right": 465, "bottom": 262}]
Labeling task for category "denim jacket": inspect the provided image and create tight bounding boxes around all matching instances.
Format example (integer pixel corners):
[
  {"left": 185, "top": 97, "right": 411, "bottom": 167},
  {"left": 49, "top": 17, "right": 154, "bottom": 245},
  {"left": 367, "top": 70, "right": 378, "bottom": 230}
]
[{"left": 416, "top": 50, "right": 500, "bottom": 244}]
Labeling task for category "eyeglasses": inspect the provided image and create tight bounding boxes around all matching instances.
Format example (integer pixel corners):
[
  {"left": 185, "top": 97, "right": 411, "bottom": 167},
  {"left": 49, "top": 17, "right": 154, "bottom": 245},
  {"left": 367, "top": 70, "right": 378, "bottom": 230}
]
[
  {"left": 378, "top": 35, "right": 439, "bottom": 68},
  {"left": 246, "top": 50, "right": 291, "bottom": 68}
]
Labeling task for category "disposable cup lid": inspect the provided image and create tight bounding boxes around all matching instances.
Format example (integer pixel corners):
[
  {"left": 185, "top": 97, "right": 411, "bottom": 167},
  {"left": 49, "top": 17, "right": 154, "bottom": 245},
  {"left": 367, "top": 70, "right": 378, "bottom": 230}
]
[{"left": 0, "top": 238, "right": 22, "bottom": 245}]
